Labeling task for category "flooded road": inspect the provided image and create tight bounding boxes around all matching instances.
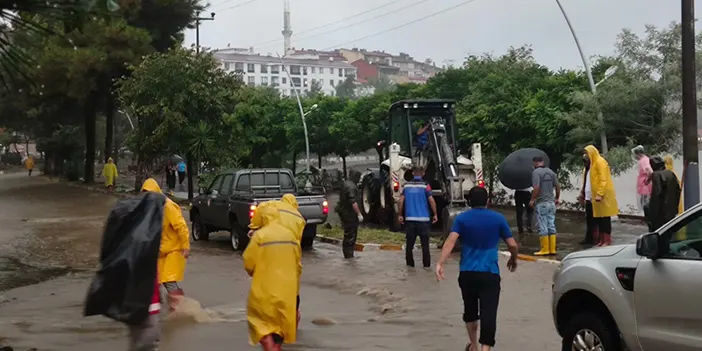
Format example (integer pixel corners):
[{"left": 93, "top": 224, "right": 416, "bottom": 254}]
[{"left": 0, "top": 173, "right": 562, "bottom": 350}]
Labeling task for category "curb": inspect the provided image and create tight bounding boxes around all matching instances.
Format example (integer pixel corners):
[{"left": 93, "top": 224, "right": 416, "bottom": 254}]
[
  {"left": 490, "top": 204, "right": 645, "bottom": 221},
  {"left": 316, "top": 235, "right": 411, "bottom": 252},
  {"left": 499, "top": 251, "right": 561, "bottom": 264}
]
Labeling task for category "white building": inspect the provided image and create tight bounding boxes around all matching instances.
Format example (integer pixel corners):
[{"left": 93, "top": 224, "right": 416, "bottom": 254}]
[{"left": 213, "top": 50, "right": 357, "bottom": 97}]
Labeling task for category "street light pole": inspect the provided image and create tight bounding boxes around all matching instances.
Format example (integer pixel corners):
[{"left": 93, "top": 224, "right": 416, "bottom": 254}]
[
  {"left": 277, "top": 53, "right": 313, "bottom": 173},
  {"left": 195, "top": 11, "right": 215, "bottom": 54},
  {"left": 681, "top": 0, "right": 699, "bottom": 209},
  {"left": 554, "top": 0, "right": 608, "bottom": 154}
]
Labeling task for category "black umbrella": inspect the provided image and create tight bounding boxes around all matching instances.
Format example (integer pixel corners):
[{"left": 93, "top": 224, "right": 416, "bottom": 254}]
[{"left": 498, "top": 148, "right": 550, "bottom": 190}]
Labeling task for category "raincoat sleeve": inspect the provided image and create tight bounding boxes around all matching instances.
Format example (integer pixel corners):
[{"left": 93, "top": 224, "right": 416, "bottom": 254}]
[
  {"left": 166, "top": 201, "right": 190, "bottom": 250},
  {"left": 243, "top": 234, "right": 260, "bottom": 277},
  {"left": 595, "top": 161, "right": 608, "bottom": 197}
]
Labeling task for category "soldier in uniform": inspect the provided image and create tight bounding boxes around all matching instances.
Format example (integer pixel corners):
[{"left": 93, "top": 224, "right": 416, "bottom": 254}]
[{"left": 337, "top": 172, "right": 364, "bottom": 258}]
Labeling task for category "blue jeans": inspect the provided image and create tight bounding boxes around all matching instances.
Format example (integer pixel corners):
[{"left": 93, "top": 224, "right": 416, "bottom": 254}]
[{"left": 535, "top": 202, "right": 557, "bottom": 236}]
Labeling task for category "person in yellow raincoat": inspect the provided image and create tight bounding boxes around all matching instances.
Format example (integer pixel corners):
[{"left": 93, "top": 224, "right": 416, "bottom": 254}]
[
  {"left": 102, "top": 158, "right": 118, "bottom": 192},
  {"left": 584, "top": 145, "right": 619, "bottom": 247},
  {"left": 664, "top": 155, "right": 686, "bottom": 241},
  {"left": 141, "top": 178, "right": 190, "bottom": 311},
  {"left": 244, "top": 205, "right": 301, "bottom": 350},
  {"left": 24, "top": 155, "right": 34, "bottom": 176},
  {"left": 248, "top": 193, "right": 305, "bottom": 326}
]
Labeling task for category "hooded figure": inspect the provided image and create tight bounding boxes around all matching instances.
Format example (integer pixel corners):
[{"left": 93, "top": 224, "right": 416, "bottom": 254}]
[
  {"left": 141, "top": 178, "right": 190, "bottom": 311},
  {"left": 631, "top": 145, "right": 652, "bottom": 212},
  {"left": 584, "top": 145, "right": 618, "bottom": 246},
  {"left": 24, "top": 155, "right": 34, "bottom": 176},
  {"left": 249, "top": 194, "right": 305, "bottom": 243},
  {"left": 102, "top": 157, "right": 118, "bottom": 188},
  {"left": 663, "top": 155, "right": 684, "bottom": 215},
  {"left": 649, "top": 156, "right": 681, "bottom": 231},
  {"left": 244, "top": 205, "right": 301, "bottom": 349}
]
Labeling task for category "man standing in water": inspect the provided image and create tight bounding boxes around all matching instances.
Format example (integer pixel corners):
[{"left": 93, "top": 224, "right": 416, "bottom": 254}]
[
  {"left": 529, "top": 156, "right": 560, "bottom": 256},
  {"left": 436, "top": 186, "right": 519, "bottom": 351},
  {"left": 141, "top": 178, "right": 191, "bottom": 311},
  {"left": 336, "top": 175, "right": 363, "bottom": 259},
  {"left": 398, "top": 165, "right": 438, "bottom": 268}
]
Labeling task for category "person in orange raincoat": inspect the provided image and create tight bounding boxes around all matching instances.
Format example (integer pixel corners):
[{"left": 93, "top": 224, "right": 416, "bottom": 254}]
[
  {"left": 244, "top": 205, "right": 301, "bottom": 350},
  {"left": 141, "top": 178, "right": 190, "bottom": 311},
  {"left": 584, "top": 145, "right": 619, "bottom": 247}
]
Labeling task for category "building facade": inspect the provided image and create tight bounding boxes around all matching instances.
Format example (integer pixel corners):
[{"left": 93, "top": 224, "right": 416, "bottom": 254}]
[{"left": 213, "top": 49, "right": 357, "bottom": 97}]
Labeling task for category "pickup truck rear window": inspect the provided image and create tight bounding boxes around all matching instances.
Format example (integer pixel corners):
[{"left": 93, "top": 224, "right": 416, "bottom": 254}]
[{"left": 235, "top": 172, "right": 295, "bottom": 192}]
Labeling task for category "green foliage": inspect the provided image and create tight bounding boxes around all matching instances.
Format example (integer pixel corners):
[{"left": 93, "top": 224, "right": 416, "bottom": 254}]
[{"left": 335, "top": 75, "right": 357, "bottom": 99}]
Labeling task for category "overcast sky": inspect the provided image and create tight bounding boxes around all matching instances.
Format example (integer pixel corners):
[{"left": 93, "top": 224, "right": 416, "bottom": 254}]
[{"left": 184, "top": 0, "right": 697, "bottom": 70}]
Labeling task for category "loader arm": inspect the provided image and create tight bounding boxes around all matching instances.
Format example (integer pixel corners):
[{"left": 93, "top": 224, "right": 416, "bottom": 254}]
[{"left": 427, "top": 117, "right": 466, "bottom": 206}]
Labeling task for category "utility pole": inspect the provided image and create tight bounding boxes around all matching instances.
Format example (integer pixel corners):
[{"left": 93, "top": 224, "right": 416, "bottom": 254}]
[
  {"left": 195, "top": 11, "right": 215, "bottom": 54},
  {"left": 187, "top": 11, "right": 215, "bottom": 200},
  {"left": 681, "top": 0, "right": 699, "bottom": 209}
]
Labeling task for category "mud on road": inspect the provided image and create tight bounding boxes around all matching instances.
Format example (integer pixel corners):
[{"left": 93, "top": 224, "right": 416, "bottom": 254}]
[{"left": 0, "top": 173, "right": 564, "bottom": 350}]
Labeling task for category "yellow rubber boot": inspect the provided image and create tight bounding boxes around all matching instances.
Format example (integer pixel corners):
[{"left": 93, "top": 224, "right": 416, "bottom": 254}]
[
  {"left": 549, "top": 235, "right": 557, "bottom": 255},
  {"left": 534, "top": 236, "right": 550, "bottom": 256}
]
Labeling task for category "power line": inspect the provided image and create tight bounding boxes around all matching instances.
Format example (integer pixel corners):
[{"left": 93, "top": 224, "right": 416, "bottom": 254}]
[
  {"left": 214, "top": 0, "right": 259, "bottom": 13},
  {"left": 322, "top": 0, "right": 478, "bottom": 51},
  {"left": 252, "top": 0, "right": 407, "bottom": 47}
]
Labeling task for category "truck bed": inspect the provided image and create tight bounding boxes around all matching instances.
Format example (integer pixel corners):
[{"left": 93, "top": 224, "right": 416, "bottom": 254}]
[{"left": 250, "top": 194, "right": 327, "bottom": 224}]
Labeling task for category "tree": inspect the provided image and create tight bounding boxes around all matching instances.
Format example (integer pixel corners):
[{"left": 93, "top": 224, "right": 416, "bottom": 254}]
[
  {"left": 118, "top": 47, "right": 242, "bottom": 196},
  {"left": 335, "top": 75, "right": 356, "bottom": 99},
  {"left": 306, "top": 79, "right": 323, "bottom": 98},
  {"left": 366, "top": 74, "right": 395, "bottom": 94}
]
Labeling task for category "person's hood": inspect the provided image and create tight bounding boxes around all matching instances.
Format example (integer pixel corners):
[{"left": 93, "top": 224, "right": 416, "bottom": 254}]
[
  {"left": 650, "top": 156, "right": 665, "bottom": 171},
  {"left": 631, "top": 145, "right": 644, "bottom": 158},
  {"left": 664, "top": 155, "right": 674, "bottom": 171},
  {"left": 141, "top": 178, "right": 162, "bottom": 193},
  {"left": 584, "top": 145, "right": 601, "bottom": 163},
  {"left": 107, "top": 157, "right": 114, "bottom": 163},
  {"left": 281, "top": 194, "right": 298, "bottom": 209},
  {"left": 258, "top": 203, "right": 281, "bottom": 226}
]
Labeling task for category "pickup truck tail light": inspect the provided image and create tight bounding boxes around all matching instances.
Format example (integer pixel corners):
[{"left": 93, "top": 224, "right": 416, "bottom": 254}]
[
  {"left": 393, "top": 181, "right": 399, "bottom": 192},
  {"left": 249, "top": 204, "right": 257, "bottom": 218},
  {"left": 477, "top": 179, "right": 485, "bottom": 188},
  {"left": 322, "top": 200, "right": 329, "bottom": 215}
]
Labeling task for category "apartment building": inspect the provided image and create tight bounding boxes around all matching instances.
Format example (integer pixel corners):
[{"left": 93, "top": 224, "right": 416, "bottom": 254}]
[
  {"left": 338, "top": 48, "right": 442, "bottom": 85},
  {"left": 213, "top": 49, "right": 357, "bottom": 97}
]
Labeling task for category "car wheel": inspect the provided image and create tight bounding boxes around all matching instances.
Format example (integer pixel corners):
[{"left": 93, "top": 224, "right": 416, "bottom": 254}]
[
  {"left": 230, "top": 226, "right": 249, "bottom": 251},
  {"left": 561, "top": 311, "right": 620, "bottom": 351},
  {"left": 191, "top": 214, "right": 209, "bottom": 241}
]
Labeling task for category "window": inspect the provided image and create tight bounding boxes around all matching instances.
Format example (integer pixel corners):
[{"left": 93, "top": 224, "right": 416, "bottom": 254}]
[
  {"left": 261, "top": 76, "right": 269, "bottom": 86},
  {"left": 311, "top": 67, "right": 316, "bottom": 74},
  {"left": 319, "top": 67, "right": 325, "bottom": 74},
  {"left": 260, "top": 65, "right": 268, "bottom": 73},
  {"left": 271, "top": 76, "right": 280, "bottom": 86},
  {"left": 219, "top": 174, "right": 234, "bottom": 195},
  {"left": 338, "top": 68, "right": 343, "bottom": 77},
  {"left": 291, "top": 77, "right": 302, "bottom": 87},
  {"left": 330, "top": 79, "right": 334, "bottom": 86},
  {"left": 330, "top": 68, "right": 334, "bottom": 75},
  {"left": 661, "top": 212, "right": 702, "bottom": 260},
  {"left": 224, "top": 62, "right": 231, "bottom": 70},
  {"left": 234, "top": 62, "right": 244, "bottom": 73},
  {"left": 209, "top": 175, "right": 224, "bottom": 193},
  {"left": 235, "top": 174, "right": 250, "bottom": 191},
  {"left": 247, "top": 76, "right": 255, "bottom": 85},
  {"left": 282, "top": 77, "right": 287, "bottom": 84},
  {"left": 302, "top": 67, "right": 308, "bottom": 75},
  {"left": 247, "top": 63, "right": 255, "bottom": 73},
  {"left": 290, "top": 65, "right": 301, "bottom": 75},
  {"left": 271, "top": 65, "right": 280, "bottom": 74}
]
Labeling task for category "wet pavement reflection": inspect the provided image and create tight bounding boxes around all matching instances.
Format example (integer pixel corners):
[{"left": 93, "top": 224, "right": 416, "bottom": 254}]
[{"left": 0, "top": 173, "right": 635, "bottom": 350}]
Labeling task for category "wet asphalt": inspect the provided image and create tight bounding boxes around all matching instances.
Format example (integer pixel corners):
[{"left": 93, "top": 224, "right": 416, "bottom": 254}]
[{"left": 0, "top": 172, "right": 646, "bottom": 350}]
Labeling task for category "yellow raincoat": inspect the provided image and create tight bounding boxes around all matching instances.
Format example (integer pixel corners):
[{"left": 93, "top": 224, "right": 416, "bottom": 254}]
[
  {"left": 24, "top": 156, "right": 34, "bottom": 170},
  {"left": 244, "top": 205, "right": 301, "bottom": 345},
  {"left": 585, "top": 145, "right": 619, "bottom": 218},
  {"left": 664, "top": 155, "right": 684, "bottom": 215},
  {"left": 249, "top": 194, "right": 306, "bottom": 243},
  {"left": 141, "top": 178, "right": 190, "bottom": 283},
  {"left": 102, "top": 158, "right": 118, "bottom": 187}
]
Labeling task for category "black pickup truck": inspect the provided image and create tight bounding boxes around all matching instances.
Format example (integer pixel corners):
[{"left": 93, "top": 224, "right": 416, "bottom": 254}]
[{"left": 189, "top": 168, "right": 329, "bottom": 251}]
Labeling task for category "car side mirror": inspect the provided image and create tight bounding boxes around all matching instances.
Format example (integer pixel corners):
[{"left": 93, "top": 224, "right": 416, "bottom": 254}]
[{"left": 636, "top": 232, "right": 660, "bottom": 259}]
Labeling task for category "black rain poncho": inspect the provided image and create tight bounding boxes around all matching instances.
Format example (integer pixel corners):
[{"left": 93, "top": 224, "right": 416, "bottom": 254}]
[{"left": 84, "top": 192, "right": 165, "bottom": 325}]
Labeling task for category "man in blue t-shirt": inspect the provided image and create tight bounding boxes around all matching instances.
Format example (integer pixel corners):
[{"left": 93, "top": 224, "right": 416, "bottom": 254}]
[
  {"left": 176, "top": 160, "right": 186, "bottom": 190},
  {"left": 435, "top": 186, "right": 519, "bottom": 351},
  {"left": 398, "top": 165, "right": 438, "bottom": 267}
]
